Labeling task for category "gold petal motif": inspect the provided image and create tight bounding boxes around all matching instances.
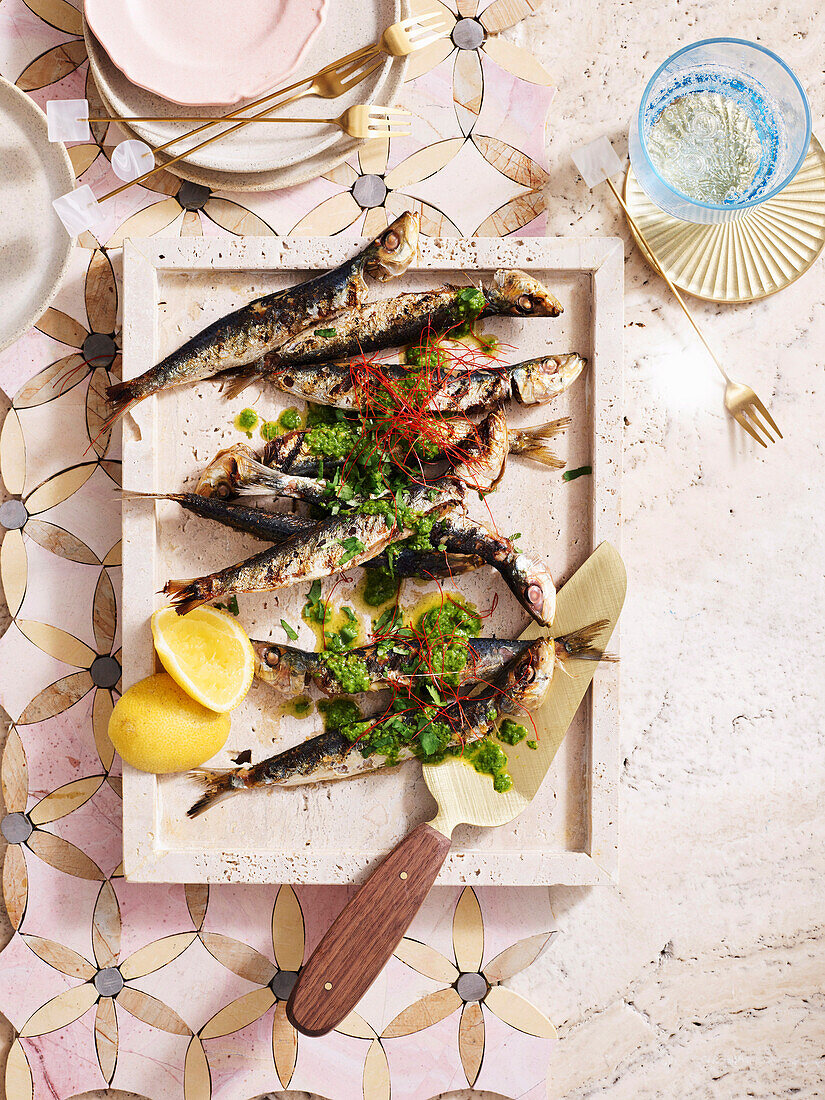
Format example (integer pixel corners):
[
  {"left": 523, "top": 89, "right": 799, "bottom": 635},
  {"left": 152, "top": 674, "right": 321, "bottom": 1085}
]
[
  {"left": 202, "top": 198, "right": 276, "bottom": 237},
  {"left": 322, "top": 161, "right": 359, "bottom": 187},
  {"left": 271, "top": 885, "right": 304, "bottom": 971},
  {"left": 180, "top": 211, "right": 203, "bottom": 237},
  {"left": 184, "top": 883, "right": 208, "bottom": 930},
  {"left": 289, "top": 191, "right": 362, "bottom": 237},
  {"left": 1, "top": 529, "right": 27, "bottom": 618},
  {"left": 458, "top": 1000, "right": 485, "bottom": 1086},
  {"left": 85, "top": 250, "right": 118, "bottom": 335},
  {"left": 456, "top": 0, "right": 478, "bottom": 13},
  {"left": 394, "top": 938, "right": 459, "bottom": 984},
  {"left": 471, "top": 135, "right": 549, "bottom": 187},
  {"left": 362, "top": 1037, "right": 390, "bottom": 1100},
  {"left": 335, "top": 1009, "right": 378, "bottom": 1040},
  {"left": 120, "top": 932, "right": 196, "bottom": 980},
  {"left": 483, "top": 931, "right": 556, "bottom": 983},
  {"left": 92, "top": 879, "right": 121, "bottom": 968},
  {"left": 361, "top": 206, "right": 388, "bottom": 238},
  {"left": 106, "top": 774, "right": 122, "bottom": 798},
  {"left": 85, "top": 66, "right": 113, "bottom": 152},
  {"left": 453, "top": 47, "right": 484, "bottom": 135},
  {"left": 17, "top": 671, "right": 93, "bottom": 725},
  {"left": 107, "top": 198, "right": 183, "bottom": 249},
  {"left": 29, "top": 775, "right": 104, "bottom": 826},
  {"left": 0, "top": 408, "right": 26, "bottom": 495},
  {"left": 69, "top": 144, "right": 100, "bottom": 179},
  {"left": 35, "top": 307, "right": 87, "bottom": 350},
  {"left": 358, "top": 135, "right": 390, "bottom": 177},
  {"left": 5, "top": 1039, "right": 33, "bottom": 1100},
  {"left": 24, "top": 462, "right": 95, "bottom": 515},
  {"left": 22, "top": 935, "right": 96, "bottom": 980},
  {"left": 481, "top": 34, "right": 553, "bottom": 85},
  {"left": 3, "top": 844, "right": 28, "bottom": 930},
  {"left": 93, "top": 688, "right": 115, "bottom": 772},
  {"left": 102, "top": 540, "right": 122, "bottom": 567},
  {"left": 87, "top": 370, "right": 114, "bottom": 457},
  {"left": 27, "top": 828, "right": 104, "bottom": 881},
  {"left": 116, "top": 987, "right": 191, "bottom": 1035},
  {"left": 24, "top": 519, "right": 100, "bottom": 565},
  {"left": 200, "top": 986, "right": 276, "bottom": 1040},
  {"left": 384, "top": 138, "right": 465, "bottom": 190},
  {"left": 474, "top": 188, "right": 546, "bottom": 235},
  {"left": 404, "top": 35, "right": 454, "bottom": 82},
  {"left": 19, "top": 981, "right": 98, "bottom": 1036},
  {"left": 201, "top": 932, "right": 277, "bottom": 985},
  {"left": 272, "top": 1000, "right": 297, "bottom": 1088},
  {"left": 453, "top": 888, "right": 484, "bottom": 974},
  {"left": 384, "top": 192, "right": 461, "bottom": 237},
  {"left": 93, "top": 568, "right": 117, "bottom": 655},
  {"left": 16, "top": 39, "right": 87, "bottom": 92},
  {"left": 184, "top": 1035, "right": 211, "bottom": 1099},
  {"left": 16, "top": 620, "right": 96, "bottom": 669},
  {"left": 95, "top": 995, "right": 118, "bottom": 1084},
  {"left": 14, "top": 355, "right": 88, "bottom": 408},
  {"left": 2, "top": 726, "right": 28, "bottom": 813},
  {"left": 22, "top": 0, "right": 84, "bottom": 35},
  {"left": 479, "top": 0, "right": 542, "bottom": 33},
  {"left": 482, "top": 984, "right": 556, "bottom": 1038},
  {"left": 381, "top": 987, "right": 462, "bottom": 1038},
  {"left": 99, "top": 459, "right": 122, "bottom": 487}
]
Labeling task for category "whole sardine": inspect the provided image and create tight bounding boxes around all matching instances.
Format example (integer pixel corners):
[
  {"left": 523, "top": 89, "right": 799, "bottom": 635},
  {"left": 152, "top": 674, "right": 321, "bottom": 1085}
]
[
  {"left": 231, "top": 353, "right": 585, "bottom": 414},
  {"left": 132, "top": 490, "right": 482, "bottom": 579},
  {"left": 220, "top": 269, "right": 564, "bottom": 394},
  {"left": 106, "top": 212, "right": 419, "bottom": 418},
  {"left": 187, "top": 635, "right": 561, "bottom": 815},
  {"left": 163, "top": 480, "right": 465, "bottom": 614}
]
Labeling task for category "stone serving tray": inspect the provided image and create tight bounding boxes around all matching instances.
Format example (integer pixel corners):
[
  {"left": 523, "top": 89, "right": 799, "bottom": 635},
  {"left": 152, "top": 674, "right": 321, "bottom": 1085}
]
[{"left": 120, "top": 235, "right": 623, "bottom": 885}]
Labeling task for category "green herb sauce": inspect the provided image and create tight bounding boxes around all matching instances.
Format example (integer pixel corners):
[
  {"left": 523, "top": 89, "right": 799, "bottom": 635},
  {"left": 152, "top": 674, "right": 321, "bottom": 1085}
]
[
  {"left": 362, "top": 566, "right": 399, "bottom": 607},
  {"left": 497, "top": 718, "right": 528, "bottom": 746}
]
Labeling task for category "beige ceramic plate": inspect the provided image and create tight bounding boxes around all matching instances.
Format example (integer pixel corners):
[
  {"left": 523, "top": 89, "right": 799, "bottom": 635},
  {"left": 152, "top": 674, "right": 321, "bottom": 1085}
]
[
  {"left": 624, "top": 135, "right": 825, "bottom": 303},
  {"left": 84, "top": 0, "right": 405, "bottom": 180},
  {"left": 0, "top": 76, "right": 74, "bottom": 353}
]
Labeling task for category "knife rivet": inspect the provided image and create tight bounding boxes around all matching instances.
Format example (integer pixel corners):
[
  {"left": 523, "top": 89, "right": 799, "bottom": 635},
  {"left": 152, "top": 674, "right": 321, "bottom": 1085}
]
[
  {"left": 399, "top": 871, "right": 408, "bottom": 880},
  {"left": 324, "top": 982, "right": 333, "bottom": 991}
]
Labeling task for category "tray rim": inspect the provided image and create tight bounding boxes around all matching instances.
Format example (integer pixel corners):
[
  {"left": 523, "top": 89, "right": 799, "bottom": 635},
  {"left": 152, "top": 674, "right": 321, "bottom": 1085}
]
[{"left": 120, "top": 234, "right": 624, "bottom": 886}]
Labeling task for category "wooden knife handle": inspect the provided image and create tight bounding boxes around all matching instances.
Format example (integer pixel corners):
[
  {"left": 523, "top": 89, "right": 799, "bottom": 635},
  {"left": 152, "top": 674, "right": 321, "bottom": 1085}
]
[{"left": 286, "top": 822, "right": 452, "bottom": 1036}]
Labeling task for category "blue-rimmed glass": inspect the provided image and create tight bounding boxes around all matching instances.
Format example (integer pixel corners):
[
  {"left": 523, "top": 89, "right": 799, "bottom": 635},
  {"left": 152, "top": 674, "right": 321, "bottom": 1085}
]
[{"left": 628, "top": 39, "right": 810, "bottom": 224}]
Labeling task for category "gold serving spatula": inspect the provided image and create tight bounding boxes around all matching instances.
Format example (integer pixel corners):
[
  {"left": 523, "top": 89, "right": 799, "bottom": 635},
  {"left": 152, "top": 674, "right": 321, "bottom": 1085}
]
[{"left": 287, "top": 541, "right": 626, "bottom": 1037}]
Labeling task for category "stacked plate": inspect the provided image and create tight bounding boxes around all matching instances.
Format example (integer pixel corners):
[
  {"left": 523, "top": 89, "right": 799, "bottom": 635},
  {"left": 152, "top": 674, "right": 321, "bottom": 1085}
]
[{"left": 84, "top": 0, "right": 407, "bottom": 192}]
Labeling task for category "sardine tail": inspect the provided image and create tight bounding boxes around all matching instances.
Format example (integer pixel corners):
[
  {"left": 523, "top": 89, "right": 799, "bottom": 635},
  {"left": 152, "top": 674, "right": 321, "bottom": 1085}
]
[
  {"left": 163, "top": 578, "right": 209, "bottom": 616},
  {"left": 508, "top": 417, "right": 572, "bottom": 470},
  {"left": 187, "top": 769, "right": 241, "bottom": 818},
  {"left": 220, "top": 367, "right": 260, "bottom": 400},
  {"left": 556, "top": 620, "right": 618, "bottom": 662},
  {"left": 105, "top": 379, "right": 140, "bottom": 422}
]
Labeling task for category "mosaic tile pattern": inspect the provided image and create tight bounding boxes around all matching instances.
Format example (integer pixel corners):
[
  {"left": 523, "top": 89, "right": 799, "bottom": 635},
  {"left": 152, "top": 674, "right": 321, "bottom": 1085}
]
[{"left": 0, "top": 1, "right": 559, "bottom": 1094}]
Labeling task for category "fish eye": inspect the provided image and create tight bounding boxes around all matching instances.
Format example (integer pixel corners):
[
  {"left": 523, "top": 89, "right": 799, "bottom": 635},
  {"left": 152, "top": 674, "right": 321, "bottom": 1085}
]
[
  {"left": 518, "top": 295, "right": 534, "bottom": 312},
  {"left": 382, "top": 230, "right": 400, "bottom": 251},
  {"left": 264, "top": 648, "right": 280, "bottom": 668},
  {"left": 216, "top": 483, "right": 231, "bottom": 499},
  {"left": 524, "top": 666, "right": 537, "bottom": 683},
  {"left": 527, "top": 582, "right": 544, "bottom": 608}
]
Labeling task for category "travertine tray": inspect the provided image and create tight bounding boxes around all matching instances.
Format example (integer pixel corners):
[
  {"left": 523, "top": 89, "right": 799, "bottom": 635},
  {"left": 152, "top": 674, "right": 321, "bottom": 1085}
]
[{"left": 120, "top": 235, "right": 623, "bottom": 884}]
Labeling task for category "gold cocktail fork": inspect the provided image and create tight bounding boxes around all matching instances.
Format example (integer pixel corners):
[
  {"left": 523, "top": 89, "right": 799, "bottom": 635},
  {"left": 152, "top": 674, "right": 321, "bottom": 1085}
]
[{"left": 98, "top": 12, "right": 453, "bottom": 201}]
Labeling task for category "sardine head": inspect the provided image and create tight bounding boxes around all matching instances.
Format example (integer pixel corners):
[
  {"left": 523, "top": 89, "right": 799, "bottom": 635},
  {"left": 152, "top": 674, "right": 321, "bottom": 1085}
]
[
  {"left": 512, "top": 637, "right": 557, "bottom": 711},
  {"left": 487, "top": 270, "right": 563, "bottom": 317},
  {"left": 195, "top": 443, "right": 257, "bottom": 498},
  {"left": 364, "top": 212, "right": 420, "bottom": 281},
  {"left": 251, "top": 642, "right": 308, "bottom": 696},
  {"left": 511, "top": 353, "right": 587, "bottom": 406},
  {"left": 513, "top": 552, "right": 556, "bottom": 626}
]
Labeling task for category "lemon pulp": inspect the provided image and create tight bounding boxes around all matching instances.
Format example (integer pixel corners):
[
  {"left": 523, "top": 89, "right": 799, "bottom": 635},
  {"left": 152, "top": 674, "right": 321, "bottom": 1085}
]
[{"left": 151, "top": 605, "right": 254, "bottom": 713}]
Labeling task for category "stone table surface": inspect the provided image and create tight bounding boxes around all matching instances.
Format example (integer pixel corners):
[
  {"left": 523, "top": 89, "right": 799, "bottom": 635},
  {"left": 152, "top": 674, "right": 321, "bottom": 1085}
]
[{"left": 2, "top": 1, "right": 824, "bottom": 1098}]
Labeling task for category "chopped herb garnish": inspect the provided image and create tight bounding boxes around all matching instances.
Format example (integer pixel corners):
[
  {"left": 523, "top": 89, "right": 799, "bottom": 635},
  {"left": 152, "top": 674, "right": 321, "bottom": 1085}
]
[
  {"left": 280, "top": 619, "right": 298, "bottom": 641},
  {"left": 215, "top": 595, "right": 240, "bottom": 616},
  {"left": 315, "top": 328, "right": 337, "bottom": 338},
  {"left": 563, "top": 465, "right": 592, "bottom": 482},
  {"left": 338, "top": 536, "right": 365, "bottom": 565},
  {"left": 260, "top": 420, "right": 279, "bottom": 441}
]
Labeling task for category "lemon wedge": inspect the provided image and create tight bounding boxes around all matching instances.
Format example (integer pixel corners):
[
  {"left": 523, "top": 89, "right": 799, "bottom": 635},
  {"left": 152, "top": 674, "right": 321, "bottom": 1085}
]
[
  {"left": 108, "top": 673, "right": 230, "bottom": 773},
  {"left": 151, "top": 605, "right": 254, "bottom": 713}
]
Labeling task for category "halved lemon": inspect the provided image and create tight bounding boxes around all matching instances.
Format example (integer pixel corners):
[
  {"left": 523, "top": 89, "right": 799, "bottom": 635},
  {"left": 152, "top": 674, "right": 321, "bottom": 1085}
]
[{"left": 151, "top": 605, "right": 254, "bottom": 713}]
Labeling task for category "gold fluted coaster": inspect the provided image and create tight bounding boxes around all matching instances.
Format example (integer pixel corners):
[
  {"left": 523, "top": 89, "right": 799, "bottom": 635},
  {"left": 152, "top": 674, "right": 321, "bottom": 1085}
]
[{"left": 623, "top": 135, "right": 825, "bottom": 303}]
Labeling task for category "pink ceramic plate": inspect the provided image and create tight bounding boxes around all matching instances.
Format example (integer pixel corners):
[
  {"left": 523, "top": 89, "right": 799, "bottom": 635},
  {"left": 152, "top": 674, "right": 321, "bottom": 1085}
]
[{"left": 83, "top": 0, "right": 329, "bottom": 106}]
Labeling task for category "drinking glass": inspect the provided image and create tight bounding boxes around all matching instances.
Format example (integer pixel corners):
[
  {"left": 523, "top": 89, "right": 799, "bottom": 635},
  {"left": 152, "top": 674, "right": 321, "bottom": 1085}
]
[{"left": 628, "top": 39, "right": 810, "bottom": 224}]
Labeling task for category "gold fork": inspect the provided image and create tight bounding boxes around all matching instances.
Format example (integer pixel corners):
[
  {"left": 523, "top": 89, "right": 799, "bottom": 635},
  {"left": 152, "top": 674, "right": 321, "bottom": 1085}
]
[
  {"left": 606, "top": 179, "right": 782, "bottom": 447},
  {"left": 98, "top": 12, "right": 452, "bottom": 201}
]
